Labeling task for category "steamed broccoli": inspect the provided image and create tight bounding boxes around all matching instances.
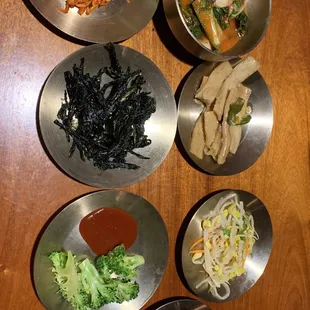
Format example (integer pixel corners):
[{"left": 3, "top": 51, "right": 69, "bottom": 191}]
[
  {"left": 114, "top": 280, "right": 139, "bottom": 302},
  {"left": 79, "top": 258, "right": 141, "bottom": 307},
  {"left": 123, "top": 255, "right": 145, "bottom": 272},
  {"left": 49, "top": 251, "right": 68, "bottom": 269},
  {"left": 95, "top": 244, "right": 125, "bottom": 280},
  {"left": 49, "top": 246, "right": 144, "bottom": 310},
  {"left": 95, "top": 244, "right": 145, "bottom": 281},
  {"left": 79, "top": 258, "right": 117, "bottom": 308},
  {"left": 49, "top": 251, "right": 91, "bottom": 310}
]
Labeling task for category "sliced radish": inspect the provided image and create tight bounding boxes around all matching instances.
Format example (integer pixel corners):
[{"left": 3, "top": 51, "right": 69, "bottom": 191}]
[{"left": 214, "top": 0, "right": 233, "bottom": 8}]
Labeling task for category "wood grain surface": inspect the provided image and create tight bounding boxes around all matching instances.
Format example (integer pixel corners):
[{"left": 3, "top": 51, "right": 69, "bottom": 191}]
[{"left": 0, "top": 0, "right": 309, "bottom": 309}]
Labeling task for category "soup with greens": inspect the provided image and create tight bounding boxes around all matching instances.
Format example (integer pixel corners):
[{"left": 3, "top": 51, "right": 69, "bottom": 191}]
[{"left": 179, "top": 0, "right": 248, "bottom": 53}]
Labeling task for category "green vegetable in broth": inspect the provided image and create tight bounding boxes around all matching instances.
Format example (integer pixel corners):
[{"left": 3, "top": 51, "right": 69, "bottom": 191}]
[
  {"left": 236, "top": 11, "right": 248, "bottom": 37},
  {"left": 200, "top": 0, "right": 214, "bottom": 9},
  {"left": 230, "top": 0, "right": 248, "bottom": 17},
  {"left": 178, "top": 0, "right": 248, "bottom": 52},
  {"left": 180, "top": 5, "right": 205, "bottom": 39},
  {"left": 213, "top": 7, "right": 230, "bottom": 30},
  {"left": 192, "top": 0, "right": 222, "bottom": 51}
]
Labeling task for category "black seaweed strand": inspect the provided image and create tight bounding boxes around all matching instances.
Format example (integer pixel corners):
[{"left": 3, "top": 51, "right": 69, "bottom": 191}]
[{"left": 54, "top": 43, "right": 156, "bottom": 171}]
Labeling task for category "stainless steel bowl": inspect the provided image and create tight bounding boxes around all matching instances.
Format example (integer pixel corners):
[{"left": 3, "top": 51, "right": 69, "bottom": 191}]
[
  {"left": 181, "top": 190, "right": 273, "bottom": 302},
  {"left": 38, "top": 44, "right": 177, "bottom": 188},
  {"left": 29, "top": 0, "right": 159, "bottom": 43},
  {"left": 178, "top": 59, "right": 273, "bottom": 176},
  {"left": 33, "top": 190, "right": 169, "bottom": 310},
  {"left": 163, "top": 0, "right": 271, "bottom": 61}
]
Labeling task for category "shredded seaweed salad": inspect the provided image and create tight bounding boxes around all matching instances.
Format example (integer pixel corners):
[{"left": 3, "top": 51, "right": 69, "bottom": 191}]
[{"left": 54, "top": 43, "right": 156, "bottom": 171}]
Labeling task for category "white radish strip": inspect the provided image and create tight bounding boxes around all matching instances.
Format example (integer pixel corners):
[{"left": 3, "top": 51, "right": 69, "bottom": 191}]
[{"left": 214, "top": 0, "right": 233, "bottom": 8}]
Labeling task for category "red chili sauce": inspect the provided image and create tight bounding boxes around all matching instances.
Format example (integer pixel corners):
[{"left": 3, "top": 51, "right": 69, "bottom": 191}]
[{"left": 79, "top": 208, "right": 138, "bottom": 256}]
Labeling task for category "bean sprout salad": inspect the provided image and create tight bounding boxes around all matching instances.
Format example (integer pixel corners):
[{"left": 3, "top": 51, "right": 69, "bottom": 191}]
[{"left": 189, "top": 192, "right": 259, "bottom": 300}]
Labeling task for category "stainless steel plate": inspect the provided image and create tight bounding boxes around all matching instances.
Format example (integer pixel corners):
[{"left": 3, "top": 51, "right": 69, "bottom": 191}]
[
  {"left": 33, "top": 190, "right": 169, "bottom": 310},
  {"left": 178, "top": 60, "right": 273, "bottom": 175},
  {"left": 38, "top": 44, "right": 177, "bottom": 188},
  {"left": 156, "top": 298, "right": 210, "bottom": 310},
  {"left": 29, "top": 0, "right": 159, "bottom": 43},
  {"left": 181, "top": 190, "right": 273, "bottom": 302}
]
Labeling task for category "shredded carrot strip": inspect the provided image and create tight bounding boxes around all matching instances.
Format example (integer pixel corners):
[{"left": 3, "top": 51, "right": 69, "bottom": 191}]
[
  {"left": 189, "top": 236, "right": 204, "bottom": 251},
  {"left": 57, "top": 0, "right": 115, "bottom": 16},
  {"left": 76, "top": 2, "right": 92, "bottom": 8},
  {"left": 86, "top": 4, "right": 98, "bottom": 15},
  {"left": 58, "top": 3, "right": 70, "bottom": 13},
  {"left": 78, "top": 6, "right": 86, "bottom": 15}
]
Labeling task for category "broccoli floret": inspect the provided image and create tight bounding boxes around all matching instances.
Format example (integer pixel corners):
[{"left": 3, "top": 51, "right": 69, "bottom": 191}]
[
  {"left": 79, "top": 258, "right": 117, "bottom": 309},
  {"left": 95, "top": 244, "right": 145, "bottom": 281},
  {"left": 49, "top": 247, "right": 144, "bottom": 309},
  {"left": 93, "top": 256, "right": 111, "bottom": 281},
  {"left": 114, "top": 280, "right": 139, "bottom": 302},
  {"left": 123, "top": 255, "right": 145, "bottom": 271},
  {"left": 95, "top": 245, "right": 125, "bottom": 280},
  {"left": 49, "top": 251, "right": 68, "bottom": 268},
  {"left": 49, "top": 251, "right": 91, "bottom": 310},
  {"left": 117, "top": 254, "right": 145, "bottom": 280}
]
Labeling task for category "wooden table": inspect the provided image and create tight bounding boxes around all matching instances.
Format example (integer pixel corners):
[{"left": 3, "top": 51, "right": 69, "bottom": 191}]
[{"left": 1, "top": 0, "right": 309, "bottom": 309}]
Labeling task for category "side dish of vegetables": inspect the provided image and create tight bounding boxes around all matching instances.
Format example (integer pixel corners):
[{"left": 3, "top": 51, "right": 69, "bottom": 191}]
[
  {"left": 189, "top": 192, "right": 258, "bottom": 300},
  {"left": 49, "top": 244, "right": 145, "bottom": 310},
  {"left": 179, "top": 0, "right": 249, "bottom": 53},
  {"left": 189, "top": 57, "right": 260, "bottom": 165}
]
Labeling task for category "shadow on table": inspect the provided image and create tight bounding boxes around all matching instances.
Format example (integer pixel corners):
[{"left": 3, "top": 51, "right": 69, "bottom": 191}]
[
  {"left": 22, "top": 0, "right": 91, "bottom": 46},
  {"left": 146, "top": 296, "right": 195, "bottom": 310},
  {"left": 152, "top": 1, "right": 202, "bottom": 67},
  {"left": 174, "top": 190, "right": 223, "bottom": 294}
]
